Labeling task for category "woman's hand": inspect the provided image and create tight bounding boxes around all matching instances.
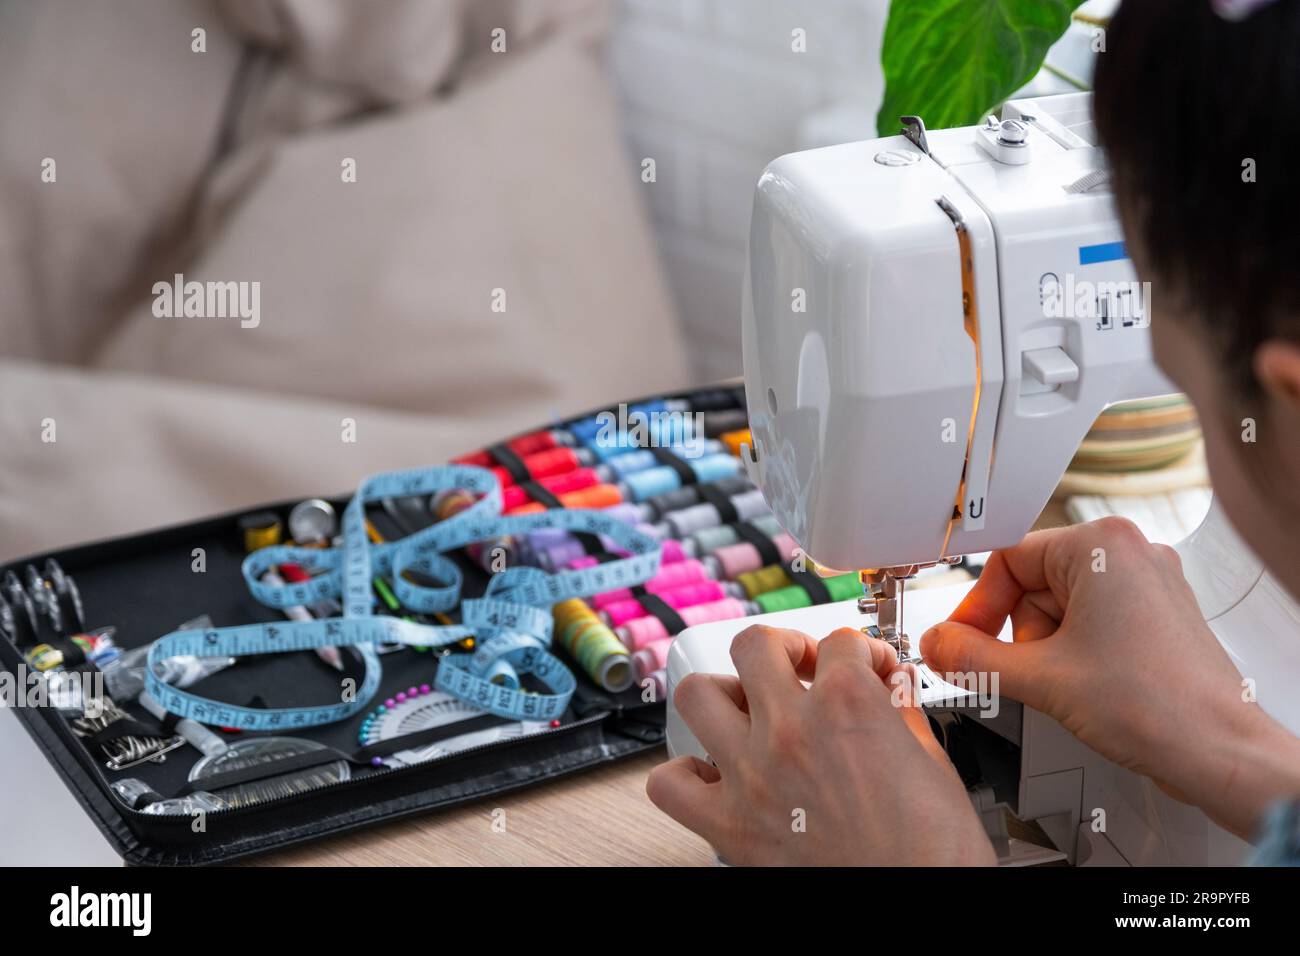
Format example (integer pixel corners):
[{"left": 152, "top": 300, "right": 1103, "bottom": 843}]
[
  {"left": 646, "top": 625, "right": 996, "bottom": 866},
  {"left": 921, "top": 516, "right": 1300, "bottom": 839}
]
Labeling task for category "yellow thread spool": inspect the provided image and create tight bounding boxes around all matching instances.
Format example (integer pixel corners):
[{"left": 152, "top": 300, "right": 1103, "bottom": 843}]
[
  {"left": 553, "top": 598, "right": 634, "bottom": 693},
  {"left": 736, "top": 564, "right": 792, "bottom": 599},
  {"left": 239, "top": 513, "right": 282, "bottom": 553}
]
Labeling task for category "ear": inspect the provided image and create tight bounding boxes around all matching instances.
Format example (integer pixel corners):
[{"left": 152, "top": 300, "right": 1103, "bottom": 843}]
[{"left": 1254, "top": 340, "right": 1300, "bottom": 409}]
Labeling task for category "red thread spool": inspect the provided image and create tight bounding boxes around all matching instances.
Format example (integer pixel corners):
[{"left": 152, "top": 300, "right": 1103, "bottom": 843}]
[
  {"left": 500, "top": 467, "right": 602, "bottom": 511},
  {"left": 490, "top": 447, "right": 580, "bottom": 488},
  {"left": 454, "top": 430, "right": 561, "bottom": 467}
]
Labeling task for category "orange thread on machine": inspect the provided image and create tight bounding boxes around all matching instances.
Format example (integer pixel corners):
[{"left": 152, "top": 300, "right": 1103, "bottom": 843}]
[{"left": 938, "top": 207, "right": 982, "bottom": 560}]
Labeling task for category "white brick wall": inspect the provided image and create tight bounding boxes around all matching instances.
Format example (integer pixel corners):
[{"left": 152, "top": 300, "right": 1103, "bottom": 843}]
[{"left": 611, "top": 0, "right": 890, "bottom": 383}]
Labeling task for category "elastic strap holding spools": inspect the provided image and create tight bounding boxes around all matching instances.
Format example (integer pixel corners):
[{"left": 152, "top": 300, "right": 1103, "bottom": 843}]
[
  {"left": 784, "top": 565, "right": 832, "bottom": 605},
  {"left": 649, "top": 447, "right": 696, "bottom": 486},
  {"left": 488, "top": 443, "right": 531, "bottom": 485},
  {"left": 732, "top": 520, "right": 782, "bottom": 567},
  {"left": 520, "top": 481, "right": 563, "bottom": 510},
  {"left": 634, "top": 592, "right": 686, "bottom": 636}
]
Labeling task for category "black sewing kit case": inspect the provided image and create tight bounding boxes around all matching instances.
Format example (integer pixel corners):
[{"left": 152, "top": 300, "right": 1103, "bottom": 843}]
[{"left": 0, "top": 386, "right": 766, "bottom": 865}]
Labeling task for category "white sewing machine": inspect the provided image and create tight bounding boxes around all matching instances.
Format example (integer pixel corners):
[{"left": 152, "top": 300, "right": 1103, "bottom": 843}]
[{"left": 666, "top": 92, "right": 1300, "bottom": 866}]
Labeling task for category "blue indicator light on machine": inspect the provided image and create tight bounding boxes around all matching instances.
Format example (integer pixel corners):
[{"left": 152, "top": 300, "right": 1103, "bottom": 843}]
[{"left": 1078, "top": 241, "right": 1128, "bottom": 265}]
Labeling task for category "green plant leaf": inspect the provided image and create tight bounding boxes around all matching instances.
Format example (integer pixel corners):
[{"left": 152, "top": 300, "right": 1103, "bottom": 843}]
[{"left": 876, "top": 0, "right": 1084, "bottom": 137}]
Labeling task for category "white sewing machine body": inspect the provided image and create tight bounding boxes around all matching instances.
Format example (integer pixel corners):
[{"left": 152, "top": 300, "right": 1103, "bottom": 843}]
[{"left": 667, "top": 93, "right": 1300, "bottom": 866}]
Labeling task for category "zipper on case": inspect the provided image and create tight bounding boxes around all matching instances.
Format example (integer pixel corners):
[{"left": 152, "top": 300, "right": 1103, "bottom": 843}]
[{"left": 111, "top": 710, "right": 613, "bottom": 825}]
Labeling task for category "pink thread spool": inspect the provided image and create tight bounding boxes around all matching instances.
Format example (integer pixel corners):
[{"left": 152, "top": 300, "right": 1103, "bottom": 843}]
[
  {"left": 601, "top": 580, "right": 728, "bottom": 627},
  {"left": 774, "top": 532, "right": 798, "bottom": 560},
  {"left": 632, "top": 638, "right": 673, "bottom": 681},
  {"left": 659, "top": 539, "right": 688, "bottom": 564},
  {"left": 591, "top": 558, "right": 710, "bottom": 609},
  {"left": 711, "top": 541, "right": 763, "bottom": 579},
  {"left": 565, "top": 537, "right": 686, "bottom": 579},
  {"left": 617, "top": 597, "right": 749, "bottom": 649},
  {"left": 711, "top": 533, "right": 799, "bottom": 580}
]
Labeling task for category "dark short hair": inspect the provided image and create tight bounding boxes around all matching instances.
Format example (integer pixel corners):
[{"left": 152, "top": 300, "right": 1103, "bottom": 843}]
[{"left": 1093, "top": 0, "right": 1300, "bottom": 393}]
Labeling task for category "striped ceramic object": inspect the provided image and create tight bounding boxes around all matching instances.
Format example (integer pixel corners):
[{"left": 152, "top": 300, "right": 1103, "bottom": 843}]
[{"left": 1068, "top": 394, "right": 1202, "bottom": 473}]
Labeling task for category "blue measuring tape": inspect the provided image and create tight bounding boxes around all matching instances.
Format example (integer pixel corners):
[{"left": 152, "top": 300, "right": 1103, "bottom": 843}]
[{"left": 143, "top": 464, "right": 662, "bottom": 730}]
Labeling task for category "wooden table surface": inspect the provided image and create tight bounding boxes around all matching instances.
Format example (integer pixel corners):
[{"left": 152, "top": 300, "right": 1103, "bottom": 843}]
[
  {"left": 253, "top": 750, "right": 715, "bottom": 866},
  {"left": 252, "top": 499, "right": 1087, "bottom": 867}
]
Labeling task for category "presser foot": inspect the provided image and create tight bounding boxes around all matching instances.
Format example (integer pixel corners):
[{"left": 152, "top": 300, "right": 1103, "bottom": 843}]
[
  {"left": 860, "top": 623, "right": 914, "bottom": 663},
  {"left": 855, "top": 559, "right": 960, "bottom": 664},
  {"left": 856, "top": 567, "right": 916, "bottom": 663}
]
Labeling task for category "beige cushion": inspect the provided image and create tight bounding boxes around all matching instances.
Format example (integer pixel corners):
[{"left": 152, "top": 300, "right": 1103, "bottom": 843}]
[
  {"left": 0, "top": 0, "right": 240, "bottom": 364},
  {"left": 94, "top": 30, "right": 687, "bottom": 422}
]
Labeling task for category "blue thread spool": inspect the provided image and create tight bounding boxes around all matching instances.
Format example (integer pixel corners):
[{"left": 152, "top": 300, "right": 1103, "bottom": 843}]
[
  {"left": 690, "top": 454, "right": 741, "bottom": 484},
  {"left": 568, "top": 399, "right": 683, "bottom": 443},
  {"left": 604, "top": 449, "right": 658, "bottom": 478},
  {"left": 623, "top": 467, "right": 679, "bottom": 501}
]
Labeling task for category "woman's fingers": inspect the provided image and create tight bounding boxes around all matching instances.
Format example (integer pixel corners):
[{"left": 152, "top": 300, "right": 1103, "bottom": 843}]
[
  {"left": 919, "top": 620, "right": 1050, "bottom": 711},
  {"left": 729, "top": 625, "right": 817, "bottom": 715},
  {"left": 949, "top": 529, "right": 1071, "bottom": 635},
  {"left": 815, "top": 628, "right": 897, "bottom": 684},
  {"left": 672, "top": 672, "right": 749, "bottom": 767},
  {"left": 646, "top": 755, "right": 724, "bottom": 839},
  {"left": 1010, "top": 589, "right": 1063, "bottom": 642}
]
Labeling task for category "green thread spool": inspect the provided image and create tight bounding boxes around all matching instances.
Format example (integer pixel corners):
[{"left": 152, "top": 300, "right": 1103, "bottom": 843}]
[
  {"left": 755, "top": 573, "right": 862, "bottom": 613},
  {"left": 755, "top": 586, "right": 812, "bottom": 614},
  {"left": 822, "top": 573, "right": 863, "bottom": 602},
  {"left": 553, "top": 598, "right": 634, "bottom": 693}
]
